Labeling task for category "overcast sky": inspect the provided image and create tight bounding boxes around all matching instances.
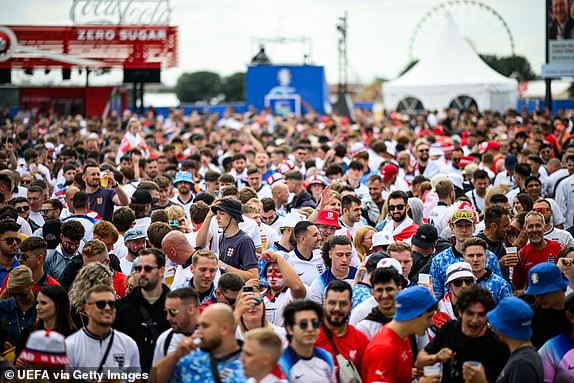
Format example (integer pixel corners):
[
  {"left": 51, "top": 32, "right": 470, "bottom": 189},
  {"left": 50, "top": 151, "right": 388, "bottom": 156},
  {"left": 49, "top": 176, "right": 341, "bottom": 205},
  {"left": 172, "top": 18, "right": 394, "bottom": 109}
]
[{"left": 0, "top": 0, "right": 543, "bottom": 86}]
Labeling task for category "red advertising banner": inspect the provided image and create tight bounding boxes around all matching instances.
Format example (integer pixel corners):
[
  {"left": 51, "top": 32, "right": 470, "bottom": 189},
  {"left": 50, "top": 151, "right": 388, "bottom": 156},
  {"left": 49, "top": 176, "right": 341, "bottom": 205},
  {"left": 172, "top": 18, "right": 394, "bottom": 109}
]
[{"left": 0, "top": 25, "right": 178, "bottom": 69}]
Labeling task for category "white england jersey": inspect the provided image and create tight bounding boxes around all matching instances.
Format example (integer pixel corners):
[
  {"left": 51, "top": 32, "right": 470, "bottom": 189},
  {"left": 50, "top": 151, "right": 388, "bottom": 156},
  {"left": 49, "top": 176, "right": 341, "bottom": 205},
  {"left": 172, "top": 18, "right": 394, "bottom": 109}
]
[
  {"left": 263, "top": 286, "right": 309, "bottom": 327},
  {"left": 284, "top": 249, "right": 326, "bottom": 286}
]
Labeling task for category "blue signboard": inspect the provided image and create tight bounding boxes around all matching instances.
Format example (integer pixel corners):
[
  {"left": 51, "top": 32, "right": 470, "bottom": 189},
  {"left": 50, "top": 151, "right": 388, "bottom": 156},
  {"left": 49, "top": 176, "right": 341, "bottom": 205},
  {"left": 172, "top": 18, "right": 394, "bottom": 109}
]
[{"left": 246, "top": 65, "right": 331, "bottom": 115}]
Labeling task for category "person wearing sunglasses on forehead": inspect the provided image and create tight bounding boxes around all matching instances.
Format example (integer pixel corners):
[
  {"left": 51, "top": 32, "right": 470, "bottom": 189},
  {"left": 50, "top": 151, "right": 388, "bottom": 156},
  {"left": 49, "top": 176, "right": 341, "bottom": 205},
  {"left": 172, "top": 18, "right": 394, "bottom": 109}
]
[
  {"left": 114, "top": 248, "right": 170, "bottom": 373},
  {"left": 0, "top": 219, "right": 23, "bottom": 287},
  {"left": 280, "top": 299, "right": 336, "bottom": 383},
  {"left": 66, "top": 284, "right": 141, "bottom": 375},
  {"left": 532, "top": 199, "right": 574, "bottom": 248},
  {"left": 0, "top": 265, "right": 36, "bottom": 347}
]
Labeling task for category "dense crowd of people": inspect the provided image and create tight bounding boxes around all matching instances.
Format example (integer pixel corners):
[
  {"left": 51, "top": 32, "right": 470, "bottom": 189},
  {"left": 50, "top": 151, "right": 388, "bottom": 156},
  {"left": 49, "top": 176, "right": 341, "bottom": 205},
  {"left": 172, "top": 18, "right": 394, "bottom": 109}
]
[{"left": 0, "top": 105, "right": 573, "bottom": 382}]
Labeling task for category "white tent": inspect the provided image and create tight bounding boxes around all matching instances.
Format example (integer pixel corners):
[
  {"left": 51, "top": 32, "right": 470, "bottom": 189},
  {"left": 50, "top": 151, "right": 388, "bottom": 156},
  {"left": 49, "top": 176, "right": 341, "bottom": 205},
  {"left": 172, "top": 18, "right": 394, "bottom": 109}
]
[{"left": 383, "top": 15, "right": 518, "bottom": 113}]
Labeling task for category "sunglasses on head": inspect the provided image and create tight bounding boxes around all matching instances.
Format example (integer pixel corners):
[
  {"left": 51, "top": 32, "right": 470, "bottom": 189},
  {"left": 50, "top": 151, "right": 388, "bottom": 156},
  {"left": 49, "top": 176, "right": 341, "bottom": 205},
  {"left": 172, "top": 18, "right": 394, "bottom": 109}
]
[
  {"left": 88, "top": 300, "right": 116, "bottom": 310},
  {"left": 1, "top": 237, "right": 21, "bottom": 245},
  {"left": 16, "top": 206, "right": 30, "bottom": 213},
  {"left": 134, "top": 265, "right": 158, "bottom": 273},
  {"left": 388, "top": 204, "right": 405, "bottom": 212},
  {"left": 296, "top": 319, "right": 321, "bottom": 330},
  {"left": 452, "top": 278, "right": 475, "bottom": 288}
]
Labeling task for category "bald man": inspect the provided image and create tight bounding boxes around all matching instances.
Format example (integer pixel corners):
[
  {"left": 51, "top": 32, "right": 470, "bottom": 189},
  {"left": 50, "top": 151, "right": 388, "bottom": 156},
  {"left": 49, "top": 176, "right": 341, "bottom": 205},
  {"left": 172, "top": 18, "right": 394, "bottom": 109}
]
[
  {"left": 161, "top": 231, "right": 199, "bottom": 288},
  {"left": 61, "top": 185, "right": 80, "bottom": 219},
  {"left": 272, "top": 182, "right": 289, "bottom": 216},
  {"left": 154, "top": 304, "right": 245, "bottom": 383}
]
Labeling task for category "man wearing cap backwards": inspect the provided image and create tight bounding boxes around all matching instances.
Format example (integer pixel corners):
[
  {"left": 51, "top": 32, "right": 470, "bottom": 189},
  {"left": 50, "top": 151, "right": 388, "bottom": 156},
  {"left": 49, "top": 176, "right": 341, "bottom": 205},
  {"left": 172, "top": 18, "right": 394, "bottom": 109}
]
[
  {"left": 462, "top": 297, "right": 543, "bottom": 383},
  {"left": 462, "top": 238, "right": 512, "bottom": 305},
  {"left": 171, "top": 171, "right": 195, "bottom": 219},
  {"left": 409, "top": 224, "right": 439, "bottom": 282},
  {"left": 362, "top": 286, "right": 437, "bottom": 383},
  {"left": 538, "top": 293, "right": 574, "bottom": 383},
  {"left": 355, "top": 259, "right": 404, "bottom": 339},
  {"left": 82, "top": 163, "right": 129, "bottom": 222},
  {"left": 120, "top": 227, "right": 147, "bottom": 274},
  {"left": 260, "top": 250, "right": 306, "bottom": 326},
  {"left": 417, "top": 287, "right": 509, "bottom": 383},
  {"left": 513, "top": 211, "right": 563, "bottom": 292},
  {"left": 378, "top": 190, "right": 419, "bottom": 245},
  {"left": 309, "top": 236, "right": 356, "bottom": 303},
  {"left": 284, "top": 221, "right": 323, "bottom": 286},
  {"left": 430, "top": 204, "right": 503, "bottom": 298},
  {"left": 524, "top": 263, "right": 570, "bottom": 350},
  {"left": 211, "top": 199, "right": 258, "bottom": 281}
]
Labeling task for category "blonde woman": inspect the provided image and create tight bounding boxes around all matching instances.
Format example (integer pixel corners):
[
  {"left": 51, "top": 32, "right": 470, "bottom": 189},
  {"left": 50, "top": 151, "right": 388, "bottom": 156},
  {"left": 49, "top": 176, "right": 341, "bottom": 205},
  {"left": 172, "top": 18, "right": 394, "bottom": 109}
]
[
  {"left": 353, "top": 226, "right": 376, "bottom": 261},
  {"left": 68, "top": 262, "right": 113, "bottom": 328},
  {"left": 165, "top": 204, "right": 190, "bottom": 233}
]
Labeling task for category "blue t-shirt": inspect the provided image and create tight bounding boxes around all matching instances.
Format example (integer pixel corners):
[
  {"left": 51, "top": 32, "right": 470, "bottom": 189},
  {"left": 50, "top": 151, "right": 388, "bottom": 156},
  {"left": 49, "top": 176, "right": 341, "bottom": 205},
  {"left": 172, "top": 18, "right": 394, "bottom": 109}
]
[
  {"left": 170, "top": 349, "right": 245, "bottom": 383},
  {"left": 219, "top": 230, "right": 258, "bottom": 271},
  {"left": 89, "top": 187, "right": 117, "bottom": 221}
]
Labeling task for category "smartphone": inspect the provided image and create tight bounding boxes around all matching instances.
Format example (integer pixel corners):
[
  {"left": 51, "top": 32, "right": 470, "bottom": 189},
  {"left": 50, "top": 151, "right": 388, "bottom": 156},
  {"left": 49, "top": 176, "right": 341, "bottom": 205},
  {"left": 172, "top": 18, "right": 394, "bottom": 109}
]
[
  {"left": 169, "top": 219, "right": 179, "bottom": 227},
  {"left": 242, "top": 286, "right": 254, "bottom": 293},
  {"left": 418, "top": 273, "right": 431, "bottom": 285}
]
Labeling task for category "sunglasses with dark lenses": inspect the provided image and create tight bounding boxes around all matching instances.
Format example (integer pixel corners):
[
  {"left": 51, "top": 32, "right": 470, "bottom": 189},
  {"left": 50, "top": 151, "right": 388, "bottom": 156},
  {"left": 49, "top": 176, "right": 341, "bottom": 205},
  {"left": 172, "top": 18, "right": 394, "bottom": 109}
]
[
  {"left": 41, "top": 209, "right": 56, "bottom": 215},
  {"left": 452, "top": 278, "right": 476, "bottom": 288},
  {"left": 134, "top": 265, "right": 159, "bottom": 273},
  {"left": 16, "top": 206, "right": 30, "bottom": 213},
  {"left": 296, "top": 319, "right": 321, "bottom": 330},
  {"left": 418, "top": 149, "right": 429, "bottom": 153},
  {"left": 1, "top": 237, "right": 21, "bottom": 245},
  {"left": 221, "top": 293, "right": 237, "bottom": 305},
  {"left": 388, "top": 204, "right": 405, "bottom": 212},
  {"left": 89, "top": 300, "right": 116, "bottom": 310},
  {"left": 165, "top": 308, "right": 180, "bottom": 317},
  {"left": 21, "top": 180, "right": 32, "bottom": 185}
]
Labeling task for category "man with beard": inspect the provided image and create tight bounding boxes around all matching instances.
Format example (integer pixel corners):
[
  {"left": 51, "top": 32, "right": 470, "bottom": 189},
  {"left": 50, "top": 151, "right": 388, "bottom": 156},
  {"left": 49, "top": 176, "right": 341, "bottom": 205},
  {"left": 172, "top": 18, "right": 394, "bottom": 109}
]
[
  {"left": 416, "top": 287, "right": 509, "bottom": 383},
  {"left": 362, "top": 175, "right": 385, "bottom": 227},
  {"left": 413, "top": 140, "right": 440, "bottom": 179},
  {"left": 261, "top": 250, "right": 307, "bottom": 326},
  {"left": 83, "top": 163, "right": 129, "bottom": 221},
  {"left": 114, "top": 248, "right": 170, "bottom": 373},
  {"left": 171, "top": 171, "right": 195, "bottom": 219},
  {"left": 143, "top": 157, "right": 160, "bottom": 179},
  {"left": 120, "top": 227, "right": 147, "bottom": 274},
  {"left": 465, "top": 170, "right": 490, "bottom": 214},
  {"left": 315, "top": 280, "right": 368, "bottom": 381},
  {"left": 280, "top": 300, "right": 336, "bottom": 383},
  {"left": 284, "top": 221, "right": 324, "bottom": 285},
  {"left": 339, "top": 195, "right": 362, "bottom": 237},
  {"left": 513, "top": 211, "right": 563, "bottom": 291},
  {"left": 162, "top": 304, "right": 245, "bottom": 383},
  {"left": 66, "top": 284, "right": 140, "bottom": 373},
  {"left": 378, "top": 191, "right": 419, "bottom": 244},
  {"left": 152, "top": 288, "right": 200, "bottom": 364},
  {"left": 550, "top": 0, "right": 574, "bottom": 39}
]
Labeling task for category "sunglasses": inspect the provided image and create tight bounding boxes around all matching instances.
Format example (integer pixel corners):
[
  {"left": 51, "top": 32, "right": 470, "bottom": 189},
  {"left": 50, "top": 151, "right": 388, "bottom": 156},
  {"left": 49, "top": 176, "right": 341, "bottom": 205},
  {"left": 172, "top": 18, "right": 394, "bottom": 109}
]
[
  {"left": 296, "top": 319, "right": 321, "bottom": 330},
  {"left": 16, "top": 206, "right": 30, "bottom": 213},
  {"left": 134, "top": 265, "right": 159, "bottom": 273},
  {"left": 418, "top": 149, "right": 429, "bottom": 153},
  {"left": 452, "top": 278, "right": 475, "bottom": 288},
  {"left": 164, "top": 308, "right": 180, "bottom": 317},
  {"left": 388, "top": 204, "right": 405, "bottom": 212},
  {"left": 534, "top": 207, "right": 549, "bottom": 214},
  {"left": 221, "top": 292, "right": 237, "bottom": 305},
  {"left": 21, "top": 180, "right": 32, "bottom": 185},
  {"left": 1, "top": 237, "right": 21, "bottom": 245},
  {"left": 41, "top": 209, "right": 56, "bottom": 215},
  {"left": 88, "top": 300, "right": 116, "bottom": 310}
]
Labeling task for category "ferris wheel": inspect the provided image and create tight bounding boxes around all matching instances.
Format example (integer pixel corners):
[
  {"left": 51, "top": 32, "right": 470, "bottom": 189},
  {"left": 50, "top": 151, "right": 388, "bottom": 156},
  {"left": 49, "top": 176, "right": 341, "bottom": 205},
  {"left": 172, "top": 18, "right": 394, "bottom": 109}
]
[{"left": 408, "top": 0, "right": 515, "bottom": 62}]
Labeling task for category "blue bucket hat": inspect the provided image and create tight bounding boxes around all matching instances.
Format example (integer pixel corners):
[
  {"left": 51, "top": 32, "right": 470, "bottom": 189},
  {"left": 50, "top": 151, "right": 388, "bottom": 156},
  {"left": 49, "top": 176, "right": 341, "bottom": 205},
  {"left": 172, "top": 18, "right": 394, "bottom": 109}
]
[
  {"left": 124, "top": 227, "right": 147, "bottom": 242},
  {"left": 394, "top": 286, "right": 437, "bottom": 321},
  {"left": 524, "top": 263, "right": 569, "bottom": 296},
  {"left": 487, "top": 297, "right": 533, "bottom": 340},
  {"left": 173, "top": 171, "right": 194, "bottom": 186}
]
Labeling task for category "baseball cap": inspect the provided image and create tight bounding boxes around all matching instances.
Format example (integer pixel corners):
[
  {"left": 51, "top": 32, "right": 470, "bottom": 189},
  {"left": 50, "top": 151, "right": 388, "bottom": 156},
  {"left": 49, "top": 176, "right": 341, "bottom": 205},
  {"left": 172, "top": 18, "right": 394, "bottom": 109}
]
[
  {"left": 376, "top": 257, "right": 402, "bottom": 275},
  {"left": 131, "top": 189, "right": 158, "bottom": 205},
  {"left": 371, "top": 231, "right": 393, "bottom": 249},
  {"left": 487, "top": 297, "right": 533, "bottom": 340},
  {"left": 278, "top": 213, "right": 303, "bottom": 230},
  {"left": 524, "top": 263, "right": 569, "bottom": 296},
  {"left": 412, "top": 224, "right": 438, "bottom": 250},
  {"left": 451, "top": 209, "right": 476, "bottom": 225},
  {"left": 479, "top": 140, "right": 500, "bottom": 154},
  {"left": 504, "top": 154, "right": 517, "bottom": 171},
  {"left": 445, "top": 262, "right": 476, "bottom": 285},
  {"left": 124, "top": 227, "right": 147, "bottom": 242},
  {"left": 18, "top": 330, "right": 69, "bottom": 367},
  {"left": 382, "top": 163, "right": 399, "bottom": 182},
  {"left": 394, "top": 286, "right": 437, "bottom": 321},
  {"left": 315, "top": 210, "right": 341, "bottom": 229}
]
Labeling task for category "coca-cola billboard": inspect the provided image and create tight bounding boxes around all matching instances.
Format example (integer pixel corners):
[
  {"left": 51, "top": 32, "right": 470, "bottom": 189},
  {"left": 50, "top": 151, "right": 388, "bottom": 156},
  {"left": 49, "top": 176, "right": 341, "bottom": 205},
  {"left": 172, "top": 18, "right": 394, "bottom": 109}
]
[{"left": 69, "top": 0, "right": 171, "bottom": 25}]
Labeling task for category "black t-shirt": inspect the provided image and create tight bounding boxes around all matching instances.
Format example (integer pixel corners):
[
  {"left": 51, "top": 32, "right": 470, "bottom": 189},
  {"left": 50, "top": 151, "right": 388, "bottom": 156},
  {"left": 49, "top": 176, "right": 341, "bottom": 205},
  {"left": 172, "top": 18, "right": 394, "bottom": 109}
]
[
  {"left": 496, "top": 346, "right": 543, "bottom": 383},
  {"left": 424, "top": 320, "right": 509, "bottom": 383},
  {"left": 219, "top": 230, "right": 258, "bottom": 271},
  {"left": 531, "top": 305, "right": 569, "bottom": 349}
]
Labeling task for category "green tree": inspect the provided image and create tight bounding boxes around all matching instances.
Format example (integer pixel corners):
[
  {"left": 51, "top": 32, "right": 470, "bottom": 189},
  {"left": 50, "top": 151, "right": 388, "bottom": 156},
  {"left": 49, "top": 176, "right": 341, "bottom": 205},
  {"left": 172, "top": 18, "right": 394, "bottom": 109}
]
[
  {"left": 222, "top": 72, "right": 245, "bottom": 101},
  {"left": 479, "top": 55, "right": 537, "bottom": 81},
  {"left": 175, "top": 71, "right": 222, "bottom": 102}
]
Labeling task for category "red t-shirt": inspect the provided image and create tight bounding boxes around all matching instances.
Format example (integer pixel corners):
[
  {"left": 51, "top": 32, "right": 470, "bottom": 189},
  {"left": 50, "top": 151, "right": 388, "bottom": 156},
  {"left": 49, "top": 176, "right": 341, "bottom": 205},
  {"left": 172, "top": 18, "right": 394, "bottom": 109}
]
[
  {"left": 316, "top": 324, "right": 368, "bottom": 374},
  {"left": 513, "top": 240, "right": 563, "bottom": 290},
  {"left": 361, "top": 325, "right": 413, "bottom": 383},
  {"left": 0, "top": 272, "right": 60, "bottom": 294}
]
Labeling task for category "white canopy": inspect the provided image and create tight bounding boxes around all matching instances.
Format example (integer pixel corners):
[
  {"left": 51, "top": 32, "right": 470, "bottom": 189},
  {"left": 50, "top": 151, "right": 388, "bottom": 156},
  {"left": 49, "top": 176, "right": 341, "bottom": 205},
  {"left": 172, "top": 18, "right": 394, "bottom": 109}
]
[{"left": 383, "top": 14, "right": 518, "bottom": 112}]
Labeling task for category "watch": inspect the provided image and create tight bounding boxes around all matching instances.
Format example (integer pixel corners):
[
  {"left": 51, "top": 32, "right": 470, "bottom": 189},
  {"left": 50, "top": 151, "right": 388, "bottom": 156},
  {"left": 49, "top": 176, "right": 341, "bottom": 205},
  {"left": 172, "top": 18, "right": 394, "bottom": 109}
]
[{"left": 220, "top": 262, "right": 228, "bottom": 272}]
